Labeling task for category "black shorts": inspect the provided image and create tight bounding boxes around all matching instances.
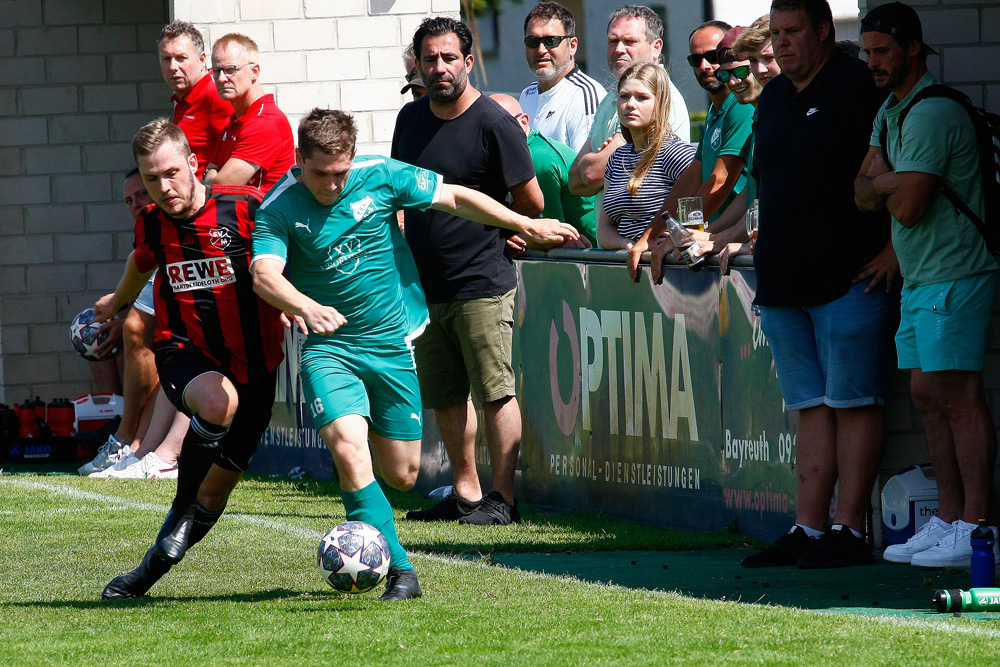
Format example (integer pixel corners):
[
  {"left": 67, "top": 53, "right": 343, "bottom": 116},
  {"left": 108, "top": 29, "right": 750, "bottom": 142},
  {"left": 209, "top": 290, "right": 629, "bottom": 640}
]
[{"left": 156, "top": 344, "right": 276, "bottom": 472}]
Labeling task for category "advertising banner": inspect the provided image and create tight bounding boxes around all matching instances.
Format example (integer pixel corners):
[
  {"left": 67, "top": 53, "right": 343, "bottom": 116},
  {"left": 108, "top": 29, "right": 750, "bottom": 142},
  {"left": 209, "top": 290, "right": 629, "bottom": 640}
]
[{"left": 516, "top": 259, "right": 796, "bottom": 538}]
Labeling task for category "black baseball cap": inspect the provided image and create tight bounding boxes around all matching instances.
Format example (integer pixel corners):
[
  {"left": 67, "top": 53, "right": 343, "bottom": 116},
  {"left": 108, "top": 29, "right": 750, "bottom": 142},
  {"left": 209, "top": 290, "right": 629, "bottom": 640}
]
[{"left": 860, "top": 2, "right": 938, "bottom": 56}]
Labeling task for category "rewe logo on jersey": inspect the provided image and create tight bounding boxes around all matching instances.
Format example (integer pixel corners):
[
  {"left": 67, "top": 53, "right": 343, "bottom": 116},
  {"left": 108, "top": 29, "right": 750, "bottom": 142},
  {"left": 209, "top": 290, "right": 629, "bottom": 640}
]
[
  {"left": 166, "top": 257, "right": 236, "bottom": 292},
  {"left": 350, "top": 196, "right": 374, "bottom": 222},
  {"left": 209, "top": 228, "right": 232, "bottom": 250}
]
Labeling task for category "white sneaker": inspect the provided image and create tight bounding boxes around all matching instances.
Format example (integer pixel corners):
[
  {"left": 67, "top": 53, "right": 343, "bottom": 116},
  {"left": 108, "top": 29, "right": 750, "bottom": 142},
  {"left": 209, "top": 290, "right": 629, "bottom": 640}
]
[
  {"left": 911, "top": 520, "right": 1000, "bottom": 568},
  {"left": 89, "top": 448, "right": 140, "bottom": 478},
  {"left": 103, "top": 451, "right": 155, "bottom": 479},
  {"left": 138, "top": 452, "right": 179, "bottom": 479},
  {"left": 883, "top": 516, "right": 952, "bottom": 563},
  {"left": 77, "top": 435, "right": 126, "bottom": 476}
]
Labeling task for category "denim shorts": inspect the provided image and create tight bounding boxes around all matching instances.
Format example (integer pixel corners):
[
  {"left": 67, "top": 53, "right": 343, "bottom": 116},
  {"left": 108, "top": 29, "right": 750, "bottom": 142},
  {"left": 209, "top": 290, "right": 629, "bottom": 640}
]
[
  {"left": 896, "top": 271, "right": 998, "bottom": 372},
  {"left": 759, "top": 282, "right": 890, "bottom": 410},
  {"left": 133, "top": 271, "right": 156, "bottom": 316}
]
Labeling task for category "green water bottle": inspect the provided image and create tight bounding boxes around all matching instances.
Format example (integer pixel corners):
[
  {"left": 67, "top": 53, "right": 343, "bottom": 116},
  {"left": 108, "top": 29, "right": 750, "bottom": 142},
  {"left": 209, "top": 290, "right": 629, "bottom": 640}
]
[{"left": 932, "top": 587, "right": 1000, "bottom": 612}]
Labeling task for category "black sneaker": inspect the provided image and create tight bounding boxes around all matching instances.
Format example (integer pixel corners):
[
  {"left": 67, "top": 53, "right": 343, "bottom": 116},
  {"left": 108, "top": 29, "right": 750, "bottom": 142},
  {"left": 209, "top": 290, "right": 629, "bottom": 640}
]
[
  {"left": 797, "top": 524, "right": 875, "bottom": 569},
  {"left": 379, "top": 567, "right": 422, "bottom": 601},
  {"left": 458, "top": 491, "right": 521, "bottom": 526},
  {"left": 101, "top": 545, "right": 173, "bottom": 599},
  {"left": 405, "top": 491, "right": 481, "bottom": 522},
  {"left": 741, "top": 525, "right": 818, "bottom": 568}
]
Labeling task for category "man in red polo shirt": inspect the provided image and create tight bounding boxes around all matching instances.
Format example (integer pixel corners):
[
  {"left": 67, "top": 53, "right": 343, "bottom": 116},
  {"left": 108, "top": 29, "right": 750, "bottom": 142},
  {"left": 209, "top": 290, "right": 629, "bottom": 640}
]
[
  {"left": 158, "top": 20, "right": 233, "bottom": 179},
  {"left": 205, "top": 33, "right": 295, "bottom": 194}
]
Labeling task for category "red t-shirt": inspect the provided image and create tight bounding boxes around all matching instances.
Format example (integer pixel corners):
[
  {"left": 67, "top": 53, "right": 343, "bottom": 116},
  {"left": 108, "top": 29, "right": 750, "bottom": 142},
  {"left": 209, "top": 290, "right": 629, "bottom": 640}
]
[
  {"left": 215, "top": 94, "right": 295, "bottom": 194},
  {"left": 172, "top": 74, "right": 233, "bottom": 180},
  {"left": 133, "top": 185, "right": 284, "bottom": 383}
]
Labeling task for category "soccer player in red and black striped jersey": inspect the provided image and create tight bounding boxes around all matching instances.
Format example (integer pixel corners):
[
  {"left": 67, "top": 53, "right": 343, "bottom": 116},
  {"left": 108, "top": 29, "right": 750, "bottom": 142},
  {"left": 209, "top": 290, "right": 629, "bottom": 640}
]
[{"left": 94, "top": 119, "right": 286, "bottom": 600}]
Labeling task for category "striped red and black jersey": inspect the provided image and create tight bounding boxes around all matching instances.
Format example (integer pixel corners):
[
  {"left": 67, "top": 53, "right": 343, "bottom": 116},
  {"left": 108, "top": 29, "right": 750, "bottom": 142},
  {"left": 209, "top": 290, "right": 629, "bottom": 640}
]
[{"left": 133, "top": 184, "right": 284, "bottom": 384}]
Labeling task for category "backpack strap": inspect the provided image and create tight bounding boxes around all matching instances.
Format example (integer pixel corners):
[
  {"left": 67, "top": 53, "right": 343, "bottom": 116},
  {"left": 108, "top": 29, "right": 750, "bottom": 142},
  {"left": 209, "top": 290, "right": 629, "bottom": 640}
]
[{"left": 883, "top": 84, "right": 987, "bottom": 231}]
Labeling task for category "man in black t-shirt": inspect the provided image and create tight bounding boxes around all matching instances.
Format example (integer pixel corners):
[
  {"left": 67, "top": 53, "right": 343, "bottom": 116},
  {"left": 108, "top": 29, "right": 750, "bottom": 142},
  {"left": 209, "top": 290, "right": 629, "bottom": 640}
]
[
  {"left": 741, "top": 0, "right": 894, "bottom": 570},
  {"left": 392, "top": 17, "right": 576, "bottom": 526}
]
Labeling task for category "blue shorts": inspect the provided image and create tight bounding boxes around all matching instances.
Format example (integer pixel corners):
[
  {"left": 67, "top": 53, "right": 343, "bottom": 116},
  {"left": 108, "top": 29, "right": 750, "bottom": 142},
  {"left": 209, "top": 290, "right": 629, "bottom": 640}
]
[
  {"left": 299, "top": 339, "right": 423, "bottom": 440},
  {"left": 896, "top": 271, "right": 998, "bottom": 372},
  {"left": 134, "top": 271, "right": 156, "bottom": 316},
  {"left": 759, "top": 282, "right": 890, "bottom": 411}
]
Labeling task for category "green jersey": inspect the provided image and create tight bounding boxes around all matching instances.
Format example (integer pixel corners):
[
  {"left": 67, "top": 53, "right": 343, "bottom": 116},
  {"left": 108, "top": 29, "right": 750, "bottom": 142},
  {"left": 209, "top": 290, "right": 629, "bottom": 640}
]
[
  {"left": 253, "top": 157, "right": 442, "bottom": 345},
  {"left": 694, "top": 92, "right": 754, "bottom": 224}
]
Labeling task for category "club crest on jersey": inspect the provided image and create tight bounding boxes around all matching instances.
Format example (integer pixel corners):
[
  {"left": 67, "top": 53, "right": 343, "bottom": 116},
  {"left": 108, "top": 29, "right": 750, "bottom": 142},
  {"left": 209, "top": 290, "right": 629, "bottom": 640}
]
[
  {"left": 209, "top": 228, "right": 233, "bottom": 250},
  {"left": 166, "top": 257, "right": 236, "bottom": 292},
  {"left": 350, "top": 196, "right": 374, "bottom": 222},
  {"left": 711, "top": 127, "right": 723, "bottom": 150}
]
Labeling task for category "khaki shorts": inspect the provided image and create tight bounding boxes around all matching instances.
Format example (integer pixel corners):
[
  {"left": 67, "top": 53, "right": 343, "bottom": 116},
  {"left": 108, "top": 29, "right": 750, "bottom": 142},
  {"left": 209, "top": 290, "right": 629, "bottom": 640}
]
[{"left": 414, "top": 289, "right": 515, "bottom": 408}]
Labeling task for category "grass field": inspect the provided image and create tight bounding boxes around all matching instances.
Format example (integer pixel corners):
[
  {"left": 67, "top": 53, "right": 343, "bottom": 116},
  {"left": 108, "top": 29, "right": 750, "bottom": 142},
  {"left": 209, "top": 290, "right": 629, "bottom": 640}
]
[{"left": 2, "top": 473, "right": 999, "bottom": 666}]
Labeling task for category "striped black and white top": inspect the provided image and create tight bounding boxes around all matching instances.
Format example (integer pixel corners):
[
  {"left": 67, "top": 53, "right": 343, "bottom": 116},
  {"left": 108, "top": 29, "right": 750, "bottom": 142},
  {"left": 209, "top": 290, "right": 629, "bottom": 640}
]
[
  {"left": 603, "top": 140, "right": 697, "bottom": 241},
  {"left": 519, "top": 66, "right": 606, "bottom": 152}
]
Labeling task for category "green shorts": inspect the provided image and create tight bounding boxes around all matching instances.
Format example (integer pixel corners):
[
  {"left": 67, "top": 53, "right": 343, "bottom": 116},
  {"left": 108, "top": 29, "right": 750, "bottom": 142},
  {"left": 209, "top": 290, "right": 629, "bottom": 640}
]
[
  {"left": 299, "top": 339, "right": 423, "bottom": 440},
  {"left": 896, "top": 271, "right": 999, "bottom": 372},
  {"left": 415, "top": 289, "right": 516, "bottom": 408}
]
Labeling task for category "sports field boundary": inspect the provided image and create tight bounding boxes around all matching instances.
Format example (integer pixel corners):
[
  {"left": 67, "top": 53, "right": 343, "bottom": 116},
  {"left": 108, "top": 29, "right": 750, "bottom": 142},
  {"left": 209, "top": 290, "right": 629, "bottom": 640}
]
[{"left": 5, "top": 476, "right": 999, "bottom": 640}]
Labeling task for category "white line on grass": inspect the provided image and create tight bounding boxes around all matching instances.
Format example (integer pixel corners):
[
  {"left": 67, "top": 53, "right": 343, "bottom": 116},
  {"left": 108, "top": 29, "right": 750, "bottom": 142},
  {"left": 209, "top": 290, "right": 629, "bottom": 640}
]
[{"left": 6, "top": 478, "right": 1000, "bottom": 639}]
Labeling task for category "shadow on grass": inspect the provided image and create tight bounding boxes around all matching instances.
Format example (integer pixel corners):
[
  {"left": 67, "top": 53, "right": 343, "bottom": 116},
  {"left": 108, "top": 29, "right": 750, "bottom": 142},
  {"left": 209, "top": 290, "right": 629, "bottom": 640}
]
[
  {"left": 248, "top": 475, "right": 758, "bottom": 555},
  {"left": 0, "top": 588, "right": 383, "bottom": 610}
]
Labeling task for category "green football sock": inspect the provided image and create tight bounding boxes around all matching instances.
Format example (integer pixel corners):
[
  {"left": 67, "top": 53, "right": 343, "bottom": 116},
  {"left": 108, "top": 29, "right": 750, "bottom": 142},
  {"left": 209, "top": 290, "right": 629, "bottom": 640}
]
[{"left": 342, "top": 481, "right": 413, "bottom": 571}]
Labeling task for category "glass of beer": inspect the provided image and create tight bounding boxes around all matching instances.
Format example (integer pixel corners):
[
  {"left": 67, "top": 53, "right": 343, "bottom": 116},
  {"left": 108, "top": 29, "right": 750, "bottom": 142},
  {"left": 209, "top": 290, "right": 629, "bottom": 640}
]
[
  {"left": 677, "top": 196, "right": 704, "bottom": 232},
  {"left": 746, "top": 198, "right": 759, "bottom": 249}
]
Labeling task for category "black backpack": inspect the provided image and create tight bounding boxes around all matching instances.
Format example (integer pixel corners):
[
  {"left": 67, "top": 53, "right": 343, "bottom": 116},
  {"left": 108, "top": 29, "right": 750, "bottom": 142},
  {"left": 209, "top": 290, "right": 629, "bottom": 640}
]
[{"left": 878, "top": 84, "right": 1000, "bottom": 256}]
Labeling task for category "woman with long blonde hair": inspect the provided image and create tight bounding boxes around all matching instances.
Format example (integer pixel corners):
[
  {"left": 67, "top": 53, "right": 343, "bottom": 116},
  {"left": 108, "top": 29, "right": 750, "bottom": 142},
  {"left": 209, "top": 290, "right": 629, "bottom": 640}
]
[{"left": 597, "top": 63, "right": 695, "bottom": 249}]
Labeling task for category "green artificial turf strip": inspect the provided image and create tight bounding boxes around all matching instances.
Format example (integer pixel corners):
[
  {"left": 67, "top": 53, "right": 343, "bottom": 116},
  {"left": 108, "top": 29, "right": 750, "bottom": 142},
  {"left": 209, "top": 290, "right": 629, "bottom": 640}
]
[{"left": 2, "top": 475, "right": 998, "bottom": 666}]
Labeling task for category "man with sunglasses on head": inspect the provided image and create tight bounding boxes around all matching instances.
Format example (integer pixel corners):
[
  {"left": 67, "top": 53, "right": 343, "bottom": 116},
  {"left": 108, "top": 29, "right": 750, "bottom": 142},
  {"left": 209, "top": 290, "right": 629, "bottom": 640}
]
[
  {"left": 626, "top": 20, "right": 754, "bottom": 280},
  {"left": 204, "top": 33, "right": 294, "bottom": 194},
  {"left": 519, "top": 2, "right": 605, "bottom": 152}
]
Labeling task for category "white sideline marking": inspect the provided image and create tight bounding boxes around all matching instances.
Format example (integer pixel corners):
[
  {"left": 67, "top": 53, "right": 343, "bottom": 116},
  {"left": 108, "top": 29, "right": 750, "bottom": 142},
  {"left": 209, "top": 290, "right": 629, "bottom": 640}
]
[{"left": 5, "top": 478, "right": 1000, "bottom": 639}]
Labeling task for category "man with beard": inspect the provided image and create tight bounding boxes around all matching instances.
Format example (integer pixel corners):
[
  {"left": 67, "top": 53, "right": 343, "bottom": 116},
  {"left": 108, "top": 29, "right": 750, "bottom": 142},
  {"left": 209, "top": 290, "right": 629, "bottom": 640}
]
[
  {"left": 855, "top": 2, "right": 999, "bottom": 568},
  {"left": 518, "top": 2, "right": 605, "bottom": 152},
  {"left": 95, "top": 119, "right": 284, "bottom": 598},
  {"left": 568, "top": 5, "right": 690, "bottom": 220},
  {"left": 392, "top": 17, "right": 577, "bottom": 525},
  {"left": 625, "top": 20, "right": 754, "bottom": 278}
]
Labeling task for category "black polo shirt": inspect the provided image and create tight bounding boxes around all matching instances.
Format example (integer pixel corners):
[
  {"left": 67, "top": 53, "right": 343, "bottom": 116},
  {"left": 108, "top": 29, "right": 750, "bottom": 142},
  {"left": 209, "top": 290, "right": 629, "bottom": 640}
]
[{"left": 752, "top": 48, "right": 889, "bottom": 307}]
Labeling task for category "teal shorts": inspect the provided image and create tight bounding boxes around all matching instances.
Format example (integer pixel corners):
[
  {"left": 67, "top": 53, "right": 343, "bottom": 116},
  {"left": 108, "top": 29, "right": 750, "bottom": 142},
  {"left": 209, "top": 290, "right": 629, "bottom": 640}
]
[
  {"left": 299, "top": 339, "right": 423, "bottom": 440},
  {"left": 896, "top": 271, "right": 999, "bottom": 372}
]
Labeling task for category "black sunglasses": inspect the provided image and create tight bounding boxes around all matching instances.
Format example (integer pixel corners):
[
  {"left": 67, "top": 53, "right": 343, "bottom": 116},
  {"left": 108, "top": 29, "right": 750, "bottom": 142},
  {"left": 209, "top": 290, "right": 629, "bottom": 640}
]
[
  {"left": 686, "top": 50, "right": 719, "bottom": 67},
  {"left": 716, "top": 65, "right": 751, "bottom": 83},
  {"left": 524, "top": 35, "right": 570, "bottom": 49}
]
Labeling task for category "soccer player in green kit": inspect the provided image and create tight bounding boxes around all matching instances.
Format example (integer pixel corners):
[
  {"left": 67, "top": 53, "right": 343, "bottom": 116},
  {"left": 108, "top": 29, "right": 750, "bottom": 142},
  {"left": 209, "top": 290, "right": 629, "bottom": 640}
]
[{"left": 251, "top": 108, "right": 577, "bottom": 600}]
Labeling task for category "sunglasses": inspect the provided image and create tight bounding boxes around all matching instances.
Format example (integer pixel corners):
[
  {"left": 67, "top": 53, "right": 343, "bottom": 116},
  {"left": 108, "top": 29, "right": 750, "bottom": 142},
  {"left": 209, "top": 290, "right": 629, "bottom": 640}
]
[
  {"left": 524, "top": 35, "right": 570, "bottom": 49},
  {"left": 716, "top": 65, "right": 751, "bottom": 83},
  {"left": 686, "top": 50, "right": 719, "bottom": 67}
]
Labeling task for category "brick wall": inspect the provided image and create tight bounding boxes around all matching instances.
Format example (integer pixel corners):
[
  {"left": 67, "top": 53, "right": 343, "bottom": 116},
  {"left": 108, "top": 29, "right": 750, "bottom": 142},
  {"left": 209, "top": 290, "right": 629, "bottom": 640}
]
[
  {"left": 0, "top": 0, "right": 172, "bottom": 404},
  {"left": 0, "top": 0, "right": 459, "bottom": 404}
]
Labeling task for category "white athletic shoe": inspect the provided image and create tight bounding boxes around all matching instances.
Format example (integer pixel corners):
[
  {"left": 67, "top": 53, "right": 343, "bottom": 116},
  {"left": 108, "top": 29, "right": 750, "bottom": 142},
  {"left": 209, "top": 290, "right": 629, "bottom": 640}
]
[
  {"left": 911, "top": 520, "right": 1000, "bottom": 568},
  {"left": 89, "top": 448, "right": 140, "bottom": 478},
  {"left": 77, "top": 435, "right": 126, "bottom": 476},
  {"left": 882, "top": 515, "right": 952, "bottom": 563}
]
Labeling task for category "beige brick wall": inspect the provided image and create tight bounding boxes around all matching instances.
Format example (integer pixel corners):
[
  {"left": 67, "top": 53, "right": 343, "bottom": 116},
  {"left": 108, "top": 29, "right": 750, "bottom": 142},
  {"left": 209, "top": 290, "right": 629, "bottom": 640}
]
[
  {"left": 0, "top": 0, "right": 172, "bottom": 404},
  {"left": 0, "top": 0, "right": 459, "bottom": 404}
]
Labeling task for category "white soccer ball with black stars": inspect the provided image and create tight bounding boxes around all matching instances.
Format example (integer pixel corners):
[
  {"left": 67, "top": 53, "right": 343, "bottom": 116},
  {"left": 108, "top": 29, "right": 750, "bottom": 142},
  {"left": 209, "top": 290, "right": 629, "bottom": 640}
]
[
  {"left": 317, "top": 521, "right": 390, "bottom": 594},
  {"left": 69, "top": 307, "right": 119, "bottom": 362}
]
